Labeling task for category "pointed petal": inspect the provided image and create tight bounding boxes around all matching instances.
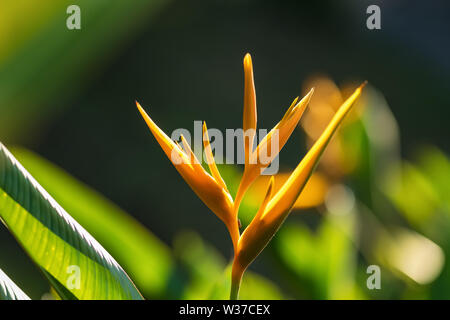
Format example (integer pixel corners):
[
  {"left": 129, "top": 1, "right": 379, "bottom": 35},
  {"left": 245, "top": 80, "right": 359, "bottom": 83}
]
[
  {"left": 137, "top": 102, "right": 237, "bottom": 241},
  {"left": 136, "top": 101, "right": 191, "bottom": 166},
  {"left": 262, "top": 82, "right": 365, "bottom": 222},
  {"left": 235, "top": 82, "right": 366, "bottom": 272},
  {"left": 243, "top": 53, "right": 257, "bottom": 167},
  {"left": 253, "top": 176, "right": 274, "bottom": 222},
  {"left": 280, "top": 96, "right": 299, "bottom": 123},
  {"left": 233, "top": 89, "right": 314, "bottom": 216},
  {"left": 180, "top": 134, "right": 201, "bottom": 166},
  {"left": 202, "top": 121, "right": 228, "bottom": 192},
  {"left": 254, "top": 88, "right": 314, "bottom": 167}
]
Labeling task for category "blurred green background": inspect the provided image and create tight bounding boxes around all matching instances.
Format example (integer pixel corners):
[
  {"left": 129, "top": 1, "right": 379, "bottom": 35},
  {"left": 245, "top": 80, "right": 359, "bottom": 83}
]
[{"left": 1, "top": 0, "right": 449, "bottom": 299}]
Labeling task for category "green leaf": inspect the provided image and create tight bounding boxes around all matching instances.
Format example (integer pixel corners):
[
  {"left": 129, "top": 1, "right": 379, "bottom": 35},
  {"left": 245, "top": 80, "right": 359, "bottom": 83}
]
[
  {"left": 10, "top": 146, "right": 174, "bottom": 299},
  {"left": 416, "top": 146, "right": 450, "bottom": 214},
  {"left": 385, "top": 162, "right": 440, "bottom": 229},
  {"left": 173, "top": 231, "right": 227, "bottom": 299},
  {"left": 0, "top": 143, "right": 143, "bottom": 299},
  {"left": 0, "top": 0, "right": 171, "bottom": 142},
  {"left": 0, "top": 267, "right": 30, "bottom": 300},
  {"left": 275, "top": 214, "right": 363, "bottom": 299}
]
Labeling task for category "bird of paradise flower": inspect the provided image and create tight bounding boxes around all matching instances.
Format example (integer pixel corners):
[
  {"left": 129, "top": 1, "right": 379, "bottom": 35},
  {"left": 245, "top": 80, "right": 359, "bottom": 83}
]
[{"left": 136, "top": 53, "right": 366, "bottom": 299}]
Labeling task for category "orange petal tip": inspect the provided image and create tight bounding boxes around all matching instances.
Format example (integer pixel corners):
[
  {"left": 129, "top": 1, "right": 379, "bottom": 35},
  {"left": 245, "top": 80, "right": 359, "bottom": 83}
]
[
  {"left": 243, "top": 53, "right": 252, "bottom": 67},
  {"left": 359, "top": 81, "right": 368, "bottom": 90}
]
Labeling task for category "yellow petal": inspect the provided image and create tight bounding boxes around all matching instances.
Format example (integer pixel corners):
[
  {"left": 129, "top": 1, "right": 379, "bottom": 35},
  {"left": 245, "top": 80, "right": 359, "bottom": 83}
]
[
  {"left": 243, "top": 53, "right": 257, "bottom": 167},
  {"left": 136, "top": 102, "right": 239, "bottom": 249},
  {"left": 253, "top": 89, "right": 314, "bottom": 167},
  {"left": 252, "top": 176, "right": 274, "bottom": 222},
  {"left": 180, "top": 134, "right": 201, "bottom": 166},
  {"left": 233, "top": 89, "right": 314, "bottom": 216},
  {"left": 263, "top": 82, "right": 366, "bottom": 222},
  {"left": 136, "top": 101, "right": 190, "bottom": 166},
  {"left": 202, "top": 121, "right": 228, "bottom": 192},
  {"left": 235, "top": 82, "right": 366, "bottom": 273},
  {"left": 292, "top": 172, "right": 328, "bottom": 209}
]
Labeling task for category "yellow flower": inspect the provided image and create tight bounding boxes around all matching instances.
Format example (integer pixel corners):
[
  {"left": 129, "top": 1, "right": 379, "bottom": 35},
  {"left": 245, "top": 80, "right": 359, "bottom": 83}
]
[
  {"left": 136, "top": 103, "right": 239, "bottom": 250},
  {"left": 137, "top": 53, "right": 365, "bottom": 299}
]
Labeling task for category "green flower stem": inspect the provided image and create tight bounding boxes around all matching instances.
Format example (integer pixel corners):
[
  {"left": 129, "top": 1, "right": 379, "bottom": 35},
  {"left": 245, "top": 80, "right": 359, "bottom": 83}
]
[{"left": 230, "top": 260, "right": 244, "bottom": 300}]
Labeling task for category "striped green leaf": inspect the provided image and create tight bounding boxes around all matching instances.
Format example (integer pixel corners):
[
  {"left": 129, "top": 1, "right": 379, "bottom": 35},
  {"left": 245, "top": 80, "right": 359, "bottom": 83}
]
[
  {"left": 11, "top": 146, "right": 174, "bottom": 299},
  {"left": 0, "top": 143, "right": 143, "bottom": 300},
  {"left": 0, "top": 268, "right": 30, "bottom": 300}
]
